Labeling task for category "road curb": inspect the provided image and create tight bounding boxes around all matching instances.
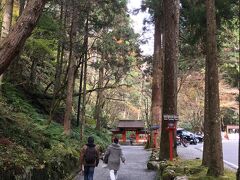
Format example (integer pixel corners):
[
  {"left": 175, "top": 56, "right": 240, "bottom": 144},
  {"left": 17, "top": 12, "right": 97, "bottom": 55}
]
[{"left": 223, "top": 160, "right": 238, "bottom": 170}]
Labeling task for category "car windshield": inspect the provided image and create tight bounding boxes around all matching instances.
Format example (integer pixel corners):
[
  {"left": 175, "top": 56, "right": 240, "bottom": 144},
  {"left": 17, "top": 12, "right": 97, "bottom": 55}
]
[{"left": 182, "top": 131, "right": 192, "bottom": 136}]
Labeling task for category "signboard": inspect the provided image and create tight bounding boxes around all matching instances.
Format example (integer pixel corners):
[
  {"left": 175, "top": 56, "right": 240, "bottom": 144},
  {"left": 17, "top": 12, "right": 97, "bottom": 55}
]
[
  {"left": 150, "top": 125, "right": 160, "bottom": 130},
  {"left": 163, "top": 115, "right": 179, "bottom": 121}
]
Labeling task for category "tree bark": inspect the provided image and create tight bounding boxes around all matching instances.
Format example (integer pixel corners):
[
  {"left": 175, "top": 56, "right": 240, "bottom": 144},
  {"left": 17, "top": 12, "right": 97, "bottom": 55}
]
[
  {"left": 19, "top": 0, "right": 26, "bottom": 16},
  {"left": 80, "top": 12, "right": 89, "bottom": 140},
  {"left": 1, "top": 0, "right": 14, "bottom": 40},
  {"left": 202, "top": 60, "right": 210, "bottom": 166},
  {"left": 151, "top": 5, "right": 164, "bottom": 148},
  {"left": 0, "top": 0, "right": 47, "bottom": 75},
  {"left": 160, "top": 0, "right": 179, "bottom": 160},
  {"left": 54, "top": 1, "right": 64, "bottom": 95},
  {"left": 77, "top": 58, "right": 84, "bottom": 127},
  {"left": 63, "top": 1, "right": 78, "bottom": 135},
  {"left": 95, "top": 64, "right": 104, "bottom": 130},
  {"left": 49, "top": 1, "right": 66, "bottom": 123},
  {"left": 0, "top": 0, "right": 14, "bottom": 89},
  {"left": 205, "top": 0, "right": 224, "bottom": 176}
]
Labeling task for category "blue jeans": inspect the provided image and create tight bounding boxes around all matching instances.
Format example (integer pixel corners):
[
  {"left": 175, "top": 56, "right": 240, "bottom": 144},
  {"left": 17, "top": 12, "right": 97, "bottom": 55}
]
[{"left": 84, "top": 166, "right": 95, "bottom": 180}]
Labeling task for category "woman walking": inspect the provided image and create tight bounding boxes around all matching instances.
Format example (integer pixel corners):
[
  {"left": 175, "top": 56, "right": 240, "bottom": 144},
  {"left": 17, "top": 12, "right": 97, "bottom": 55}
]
[{"left": 105, "top": 137, "right": 125, "bottom": 180}]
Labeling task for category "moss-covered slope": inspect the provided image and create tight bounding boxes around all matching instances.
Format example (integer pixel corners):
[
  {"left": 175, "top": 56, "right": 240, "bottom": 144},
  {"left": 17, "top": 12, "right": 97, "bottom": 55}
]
[{"left": 0, "top": 84, "right": 111, "bottom": 180}]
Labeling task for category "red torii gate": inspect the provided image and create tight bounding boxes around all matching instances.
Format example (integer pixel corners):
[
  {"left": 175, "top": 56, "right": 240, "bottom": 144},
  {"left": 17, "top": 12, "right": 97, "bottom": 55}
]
[{"left": 111, "top": 120, "right": 148, "bottom": 144}]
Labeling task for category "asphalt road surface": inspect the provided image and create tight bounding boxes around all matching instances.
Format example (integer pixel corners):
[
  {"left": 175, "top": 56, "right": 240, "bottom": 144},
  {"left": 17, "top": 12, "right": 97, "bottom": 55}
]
[
  {"left": 222, "top": 140, "right": 238, "bottom": 169},
  {"left": 178, "top": 139, "right": 239, "bottom": 171},
  {"left": 75, "top": 146, "right": 156, "bottom": 180}
]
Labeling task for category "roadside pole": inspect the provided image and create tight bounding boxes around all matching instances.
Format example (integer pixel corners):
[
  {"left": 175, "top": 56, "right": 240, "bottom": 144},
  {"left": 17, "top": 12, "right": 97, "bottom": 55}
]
[
  {"left": 237, "top": 94, "right": 240, "bottom": 180},
  {"left": 237, "top": 93, "right": 240, "bottom": 180},
  {"left": 237, "top": 47, "right": 240, "bottom": 180},
  {"left": 237, "top": 125, "right": 240, "bottom": 179}
]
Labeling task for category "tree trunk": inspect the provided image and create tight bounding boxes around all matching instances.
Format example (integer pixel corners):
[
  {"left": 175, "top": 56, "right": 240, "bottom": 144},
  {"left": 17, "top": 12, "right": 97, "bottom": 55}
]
[
  {"left": 95, "top": 64, "right": 104, "bottom": 130},
  {"left": 151, "top": 6, "right": 164, "bottom": 148},
  {"left": 0, "top": 0, "right": 47, "bottom": 75},
  {"left": 54, "top": 0, "right": 65, "bottom": 95},
  {"left": 205, "top": 0, "right": 224, "bottom": 176},
  {"left": 80, "top": 13, "right": 89, "bottom": 140},
  {"left": 202, "top": 60, "right": 210, "bottom": 166},
  {"left": 1, "top": 0, "right": 14, "bottom": 40},
  {"left": 160, "top": 0, "right": 179, "bottom": 160},
  {"left": 145, "top": 97, "right": 149, "bottom": 125},
  {"left": 77, "top": 58, "right": 84, "bottom": 127},
  {"left": 19, "top": 0, "right": 26, "bottom": 15},
  {"left": 3, "top": 0, "right": 27, "bottom": 85},
  {"left": 63, "top": 1, "right": 78, "bottom": 135},
  {"left": 49, "top": 1, "right": 66, "bottom": 123},
  {"left": 0, "top": 0, "right": 14, "bottom": 90}
]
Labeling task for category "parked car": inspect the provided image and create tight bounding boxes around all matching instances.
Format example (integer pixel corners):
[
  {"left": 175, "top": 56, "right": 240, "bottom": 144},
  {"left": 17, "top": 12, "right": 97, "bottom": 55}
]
[
  {"left": 176, "top": 128, "right": 198, "bottom": 145},
  {"left": 194, "top": 133, "right": 204, "bottom": 143}
]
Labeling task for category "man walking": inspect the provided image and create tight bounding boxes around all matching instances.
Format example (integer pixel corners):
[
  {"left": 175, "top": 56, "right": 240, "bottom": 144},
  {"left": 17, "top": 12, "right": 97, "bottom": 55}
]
[
  {"left": 80, "top": 136, "right": 100, "bottom": 180},
  {"left": 105, "top": 137, "right": 125, "bottom": 180}
]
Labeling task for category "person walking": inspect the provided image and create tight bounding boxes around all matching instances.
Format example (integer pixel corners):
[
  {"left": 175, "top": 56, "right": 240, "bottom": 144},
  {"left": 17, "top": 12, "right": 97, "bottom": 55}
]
[
  {"left": 105, "top": 137, "right": 125, "bottom": 180},
  {"left": 129, "top": 137, "right": 133, "bottom": 145},
  {"left": 80, "top": 136, "right": 100, "bottom": 180}
]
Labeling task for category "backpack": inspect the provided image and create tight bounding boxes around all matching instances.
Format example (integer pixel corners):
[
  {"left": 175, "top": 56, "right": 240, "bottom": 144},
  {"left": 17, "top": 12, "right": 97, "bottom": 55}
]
[{"left": 84, "top": 146, "right": 97, "bottom": 164}]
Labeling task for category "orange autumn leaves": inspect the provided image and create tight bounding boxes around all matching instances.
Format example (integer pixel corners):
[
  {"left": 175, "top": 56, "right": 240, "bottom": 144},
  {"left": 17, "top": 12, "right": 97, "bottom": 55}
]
[{"left": 112, "top": 36, "right": 137, "bottom": 57}]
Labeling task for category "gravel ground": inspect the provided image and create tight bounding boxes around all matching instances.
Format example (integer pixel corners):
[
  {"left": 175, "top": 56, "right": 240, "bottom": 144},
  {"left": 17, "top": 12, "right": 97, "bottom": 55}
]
[{"left": 75, "top": 146, "right": 157, "bottom": 180}]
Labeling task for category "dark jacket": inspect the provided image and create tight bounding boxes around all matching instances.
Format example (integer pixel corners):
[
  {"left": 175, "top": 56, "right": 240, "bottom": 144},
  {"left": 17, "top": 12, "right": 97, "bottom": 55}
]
[
  {"left": 80, "top": 143, "right": 100, "bottom": 168},
  {"left": 105, "top": 143, "right": 125, "bottom": 170}
]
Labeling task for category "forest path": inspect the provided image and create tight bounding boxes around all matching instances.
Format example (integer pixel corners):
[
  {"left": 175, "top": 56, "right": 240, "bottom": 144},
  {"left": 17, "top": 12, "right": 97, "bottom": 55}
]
[{"left": 75, "top": 145, "right": 157, "bottom": 180}]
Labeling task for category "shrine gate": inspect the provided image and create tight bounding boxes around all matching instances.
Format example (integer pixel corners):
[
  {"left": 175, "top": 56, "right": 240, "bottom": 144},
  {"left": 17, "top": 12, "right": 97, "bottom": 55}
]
[{"left": 111, "top": 120, "right": 148, "bottom": 144}]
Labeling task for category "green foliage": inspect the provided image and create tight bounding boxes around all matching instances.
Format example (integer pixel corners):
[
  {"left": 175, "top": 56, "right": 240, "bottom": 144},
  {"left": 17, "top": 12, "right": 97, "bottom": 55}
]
[
  {"left": 0, "top": 144, "right": 36, "bottom": 167},
  {"left": 221, "top": 61, "right": 239, "bottom": 87},
  {"left": 178, "top": 121, "right": 193, "bottom": 131},
  {"left": 0, "top": 84, "right": 111, "bottom": 179},
  {"left": 83, "top": 126, "right": 111, "bottom": 149},
  {"left": 157, "top": 159, "right": 236, "bottom": 179},
  {"left": 178, "top": 0, "right": 239, "bottom": 79},
  {"left": 220, "top": 107, "right": 239, "bottom": 126},
  {"left": 34, "top": 12, "right": 59, "bottom": 39},
  {"left": 37, "top": 13, "right": 59, "bottom": 32},
  {"left": 25, "top": 38, "right": 56, "bottom": 59},
  {"left": 90, "top": 0, "right": 128, "bottom": 30},
  {"left": 91, "top": 1, "right": 140, "bottom": 84},
  {"left": 2, "top": 83, "right": 41, "bottom": 118}
]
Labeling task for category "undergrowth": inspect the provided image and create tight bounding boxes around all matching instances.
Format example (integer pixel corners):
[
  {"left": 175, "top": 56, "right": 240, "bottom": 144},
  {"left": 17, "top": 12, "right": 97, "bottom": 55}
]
[
  {"left": 0, "top": 84, "right": 111, "bottom": 179},
  {"left": 158, "top": 159, "right": 236, "bottom": 180}
]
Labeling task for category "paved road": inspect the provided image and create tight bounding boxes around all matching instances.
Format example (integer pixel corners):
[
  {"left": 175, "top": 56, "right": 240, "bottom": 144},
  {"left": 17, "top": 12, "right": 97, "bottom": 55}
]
[
  {"left": 222, "top": 140, "right": 238, "bottom": 169},
  {"left": 178, "top": 140, "right": 239, "bottom": 171},
  {"left": 75, "top": 146, "right": 156, "bottom": 180},
  {"left": 177, "top": 144, "right": 203, "bottom": 160}
]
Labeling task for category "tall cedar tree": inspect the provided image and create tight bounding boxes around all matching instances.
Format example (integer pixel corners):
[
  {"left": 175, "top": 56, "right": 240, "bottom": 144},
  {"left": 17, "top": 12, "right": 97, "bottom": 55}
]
[
  {"left": 63, "top": 0, "right": 79, "bottom": 135},
  {"left": 159, "top": 0, "right": 179, "bottom": 160},
  {"left": 95, "top": 64, "right": 104, "bottom": 130},
  {"left": 0, "top": 0, "right": 47, "bottom": 75},
  {"left": 80, "top": 12, "right": 89, "bottom": 140},
  {"left": 202, "top": 60, "right": 210, "bottom": 166},
  {"left": 205, "top": 0, "right": 224, "bottom": 176},
  {"left": 151, "top": 1, "right": 164, "bottom": 148}
]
